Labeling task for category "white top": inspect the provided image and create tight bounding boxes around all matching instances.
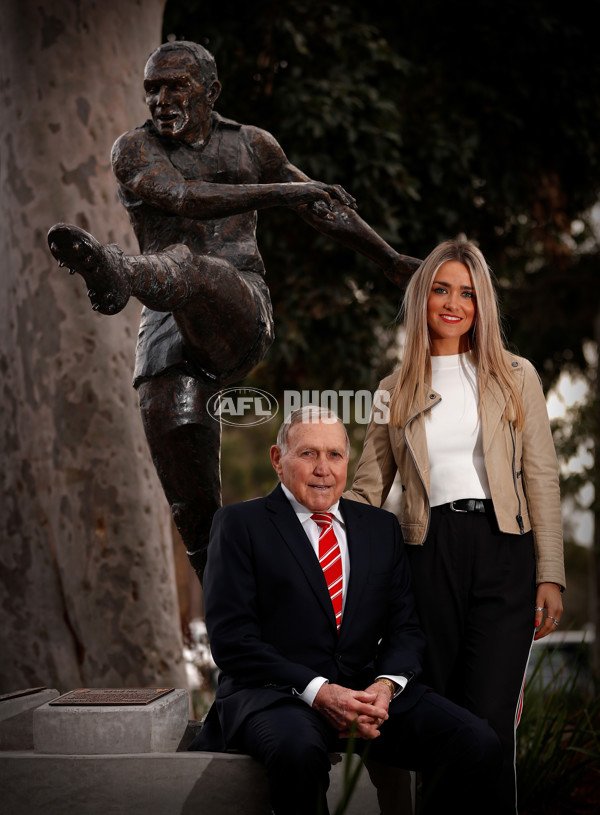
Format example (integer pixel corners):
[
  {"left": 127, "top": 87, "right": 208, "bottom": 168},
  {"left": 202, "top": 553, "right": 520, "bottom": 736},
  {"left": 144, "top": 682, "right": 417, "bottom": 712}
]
[{"left": 426, "top": 352, "right": 491, "bottom": 507}]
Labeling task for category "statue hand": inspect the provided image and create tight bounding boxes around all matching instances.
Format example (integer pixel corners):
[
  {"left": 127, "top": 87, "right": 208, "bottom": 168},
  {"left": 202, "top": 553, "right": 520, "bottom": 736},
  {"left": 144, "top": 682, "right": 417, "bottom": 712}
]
[
  {"left": 322, "top": 183, "right": 357, "bottom": 210},
  {"left": 308, "top": 183, "right": 357, "bottom": 220},
  {"left": 286, "top": 181, "right": 357, "bottom": 220}
]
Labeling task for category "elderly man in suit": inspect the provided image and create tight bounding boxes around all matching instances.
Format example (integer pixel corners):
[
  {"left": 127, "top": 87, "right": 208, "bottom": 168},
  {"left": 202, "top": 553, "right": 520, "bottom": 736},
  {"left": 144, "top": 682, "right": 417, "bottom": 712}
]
[{"left": 189, "top": 406, "right": 501, "bottom": 814}]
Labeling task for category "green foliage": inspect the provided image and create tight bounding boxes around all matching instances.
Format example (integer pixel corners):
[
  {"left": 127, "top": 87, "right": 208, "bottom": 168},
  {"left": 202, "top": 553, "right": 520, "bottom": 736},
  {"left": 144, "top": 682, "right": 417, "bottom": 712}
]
[
  {"left": 163, "top": 0, "right": 600, "bottom": 394},
  {"left": 220, "top": 418, "right": 279, "bottom": 506},
  {"left": 517, "top": 644, "right": 600, "bottom": 813},
  {"left": 552, "top": 390, "right": 597, "bottom": 502},
  {"left": 331, "top": 753, "right": 368, "bottom": 815},
  {"left": 318, "top": 726, "right": 371, "bottom": 815}
]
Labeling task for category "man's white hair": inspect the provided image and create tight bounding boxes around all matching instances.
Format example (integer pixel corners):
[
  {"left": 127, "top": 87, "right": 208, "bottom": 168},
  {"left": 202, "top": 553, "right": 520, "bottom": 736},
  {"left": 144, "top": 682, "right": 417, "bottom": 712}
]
[{"left": 276, "top": 405, "right": 350, "bottom": 456}]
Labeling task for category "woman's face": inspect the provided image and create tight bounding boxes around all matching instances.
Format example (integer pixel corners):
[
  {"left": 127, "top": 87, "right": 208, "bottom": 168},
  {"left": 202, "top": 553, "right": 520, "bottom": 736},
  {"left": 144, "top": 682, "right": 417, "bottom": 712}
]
[{"left": 426, "top": 261, "right": 476, "bottom": 355}]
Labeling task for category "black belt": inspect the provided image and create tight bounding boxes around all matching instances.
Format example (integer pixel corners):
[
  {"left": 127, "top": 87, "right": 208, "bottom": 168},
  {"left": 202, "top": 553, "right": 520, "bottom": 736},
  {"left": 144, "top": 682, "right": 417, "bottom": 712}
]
[{"left": 447, "top": 499, "right": 490, "bottom": 513}]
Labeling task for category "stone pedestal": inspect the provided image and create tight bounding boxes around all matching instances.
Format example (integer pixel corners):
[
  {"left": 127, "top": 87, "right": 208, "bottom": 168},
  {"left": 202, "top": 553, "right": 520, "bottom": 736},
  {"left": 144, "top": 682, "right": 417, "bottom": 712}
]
[
  {"left": 0, "top": 687, "right": 413, "bottom": 813},
  {"left": 0, "top": 751, "right": 390, "bottom": 814},
  {"left": 33, "top": 688, "right": 189, "bottom": 754},
  {"left": 0, "top": 687, "right": 60, "bottom": 750}
]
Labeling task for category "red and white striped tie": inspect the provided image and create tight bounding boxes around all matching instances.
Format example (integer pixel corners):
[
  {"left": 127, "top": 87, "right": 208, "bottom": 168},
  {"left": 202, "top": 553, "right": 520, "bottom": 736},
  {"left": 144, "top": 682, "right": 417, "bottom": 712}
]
[{"left": 311, "top": 512, "right": 343, "bottom": 630}]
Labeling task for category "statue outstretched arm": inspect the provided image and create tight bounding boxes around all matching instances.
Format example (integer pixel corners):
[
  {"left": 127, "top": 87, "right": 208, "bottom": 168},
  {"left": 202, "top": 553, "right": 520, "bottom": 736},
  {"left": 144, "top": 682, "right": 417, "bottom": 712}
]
[
  {"left": 111, "top": 127, "right": 354, "bottom": 221},
  {"left": 253, "top": 130, "right": 421, "bottom": 285},
  {"left": 275, "top": 156, "right": 421, "bottom": 286},
  {"left": 300, "top": 201, "right": 421, "bottom": 286}
]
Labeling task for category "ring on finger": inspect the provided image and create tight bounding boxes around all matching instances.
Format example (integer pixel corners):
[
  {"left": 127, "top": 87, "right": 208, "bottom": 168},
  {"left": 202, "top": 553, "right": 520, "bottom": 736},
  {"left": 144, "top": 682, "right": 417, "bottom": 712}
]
[
  {"left": 548, "top": 615, "right": 560, "bottom": 627},
  {"left": 534, "top": 606, "right": 544, "bottom": 612}
]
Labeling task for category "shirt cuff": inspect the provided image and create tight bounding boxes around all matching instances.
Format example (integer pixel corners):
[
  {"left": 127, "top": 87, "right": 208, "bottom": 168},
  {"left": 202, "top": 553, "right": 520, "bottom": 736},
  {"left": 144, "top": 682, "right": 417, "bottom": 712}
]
[{"left": 294, "top": 676, "right": 329, "bottom": 707}]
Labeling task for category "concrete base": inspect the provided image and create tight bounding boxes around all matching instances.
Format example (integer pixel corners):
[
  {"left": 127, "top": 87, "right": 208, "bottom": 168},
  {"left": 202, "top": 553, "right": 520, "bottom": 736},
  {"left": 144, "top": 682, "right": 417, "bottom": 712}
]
[
  {"left": 1, "top": 688, "right": 413, "bottom": 813},
  {"left": 0, "top": 750, "right": 390, "bottom": 815},
  {"left": 33, "top": 689, "right": 189, "bottom": 754},
  {"left": 0, "top": 688, "right": 60, "bottom": 751}
]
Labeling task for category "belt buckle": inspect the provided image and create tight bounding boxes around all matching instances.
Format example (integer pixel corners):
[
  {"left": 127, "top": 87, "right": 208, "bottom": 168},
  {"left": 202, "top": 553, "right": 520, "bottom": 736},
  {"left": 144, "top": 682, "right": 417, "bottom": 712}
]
[{"left": 449, "top": 500, "right": 468, "bottom": 513}]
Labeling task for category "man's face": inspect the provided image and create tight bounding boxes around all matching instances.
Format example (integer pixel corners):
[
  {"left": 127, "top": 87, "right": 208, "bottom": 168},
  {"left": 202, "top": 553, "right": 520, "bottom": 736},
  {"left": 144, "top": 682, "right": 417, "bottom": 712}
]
[
  {"left": 143, "top": 50, "right": 220, "bottom": 144},
  {"left": 271, "top": 420, "right": 349, "bottom": 512}
]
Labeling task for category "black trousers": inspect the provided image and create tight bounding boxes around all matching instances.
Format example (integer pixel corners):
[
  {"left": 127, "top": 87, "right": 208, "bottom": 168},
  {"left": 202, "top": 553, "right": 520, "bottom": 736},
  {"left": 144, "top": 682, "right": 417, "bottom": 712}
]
[
  {"left": 406, "top": 503, "right": 537, "bottom": 815},
  {"left": 237, "top": 689, "right": 501, "bottom": 815}
]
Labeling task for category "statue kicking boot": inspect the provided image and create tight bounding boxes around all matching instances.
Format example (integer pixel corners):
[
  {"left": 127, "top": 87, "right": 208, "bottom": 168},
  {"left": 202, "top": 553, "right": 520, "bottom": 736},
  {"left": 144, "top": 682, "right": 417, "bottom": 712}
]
[
  {"left": 49, "top": 223, "right": 132, "bottom": 315},
  {"left": 48, "top": 40, "right": 420, "bottom": 581}
]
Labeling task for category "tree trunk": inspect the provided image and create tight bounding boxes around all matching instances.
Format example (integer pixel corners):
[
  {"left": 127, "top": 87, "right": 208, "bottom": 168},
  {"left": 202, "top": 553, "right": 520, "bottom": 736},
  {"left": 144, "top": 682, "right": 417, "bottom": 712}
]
[{"left": 0, "top": 0, "right": 188, "bottom": 693}]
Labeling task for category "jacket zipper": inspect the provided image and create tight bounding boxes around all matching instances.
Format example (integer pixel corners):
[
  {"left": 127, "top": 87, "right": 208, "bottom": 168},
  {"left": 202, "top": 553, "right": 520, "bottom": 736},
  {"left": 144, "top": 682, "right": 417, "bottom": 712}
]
[
  {"left": 403, "top": 394, "right": 439, "bottom": 543},
  {"left": 509, "top": 422, "right": 525, "bottom": 534}
]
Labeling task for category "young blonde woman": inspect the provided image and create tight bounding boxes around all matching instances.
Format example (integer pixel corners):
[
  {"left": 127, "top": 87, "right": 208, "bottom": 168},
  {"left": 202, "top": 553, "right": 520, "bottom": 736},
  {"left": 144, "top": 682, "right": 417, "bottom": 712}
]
[{"left": 346, "top": 239, "right": 565, "bottom": 814}]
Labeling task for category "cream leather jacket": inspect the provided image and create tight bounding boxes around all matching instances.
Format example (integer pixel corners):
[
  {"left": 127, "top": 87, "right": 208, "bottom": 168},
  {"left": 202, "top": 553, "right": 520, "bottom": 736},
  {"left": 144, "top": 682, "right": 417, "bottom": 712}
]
[{"left": 345, "top": 353, "right": 566, "bottom": 588}]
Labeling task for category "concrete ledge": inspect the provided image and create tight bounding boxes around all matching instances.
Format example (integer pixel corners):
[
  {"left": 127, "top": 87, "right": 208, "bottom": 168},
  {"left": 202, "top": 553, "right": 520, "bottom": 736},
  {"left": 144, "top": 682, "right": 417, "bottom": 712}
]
[
  {"left": 33, "top": 689, "right": 189, "bottom": 755},
  {"left": 0, "top": 750, "right": 385, "bottom": 815},
  {"left": 0, "top": 688, "right": 60, "bottom": 751}
]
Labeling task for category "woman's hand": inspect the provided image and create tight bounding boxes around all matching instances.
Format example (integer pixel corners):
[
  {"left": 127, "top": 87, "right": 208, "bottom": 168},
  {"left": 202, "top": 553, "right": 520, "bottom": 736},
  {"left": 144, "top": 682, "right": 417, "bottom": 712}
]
[{"left": 534, "top": 582, "right": 563, "bottom": 640}]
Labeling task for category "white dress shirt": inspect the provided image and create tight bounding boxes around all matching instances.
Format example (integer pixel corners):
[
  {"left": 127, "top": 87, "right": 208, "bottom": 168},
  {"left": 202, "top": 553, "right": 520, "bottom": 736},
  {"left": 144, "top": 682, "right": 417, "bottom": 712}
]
[{"left": 280, "top": 484, "right": 409, "bottom": 706}]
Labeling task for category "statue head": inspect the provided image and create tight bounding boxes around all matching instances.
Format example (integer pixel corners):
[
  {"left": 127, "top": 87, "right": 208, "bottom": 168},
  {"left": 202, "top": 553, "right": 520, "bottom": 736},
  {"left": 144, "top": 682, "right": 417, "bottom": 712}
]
[{"left": 143, "top": 41, "right": 222, "bottom": 145}]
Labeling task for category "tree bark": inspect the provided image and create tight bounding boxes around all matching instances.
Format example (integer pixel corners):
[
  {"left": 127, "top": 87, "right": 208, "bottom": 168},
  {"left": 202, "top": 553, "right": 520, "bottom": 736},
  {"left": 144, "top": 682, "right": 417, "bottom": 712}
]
[{"left": 0, "top": 0, "right": 188, "bottom": 692}]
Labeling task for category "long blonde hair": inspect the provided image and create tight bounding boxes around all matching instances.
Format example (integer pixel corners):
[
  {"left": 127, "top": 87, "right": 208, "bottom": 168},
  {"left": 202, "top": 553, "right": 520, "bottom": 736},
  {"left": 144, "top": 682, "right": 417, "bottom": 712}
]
[{"left": 390, "top": 239, "right": 525, "bottom": 429}]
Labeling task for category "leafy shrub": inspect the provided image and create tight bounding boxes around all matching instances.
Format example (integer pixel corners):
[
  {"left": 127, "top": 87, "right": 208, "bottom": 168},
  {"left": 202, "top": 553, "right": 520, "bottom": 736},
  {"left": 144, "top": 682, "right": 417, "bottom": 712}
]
[{"left": 517, "top": 643, "right": 600, "bottom": 813}]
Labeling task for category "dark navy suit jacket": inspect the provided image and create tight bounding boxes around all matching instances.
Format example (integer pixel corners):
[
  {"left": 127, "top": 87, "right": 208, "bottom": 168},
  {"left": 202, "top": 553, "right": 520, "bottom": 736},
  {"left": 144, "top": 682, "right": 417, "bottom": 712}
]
[{"left": 190, "top": 483, "right": 428, "bottom": 751}]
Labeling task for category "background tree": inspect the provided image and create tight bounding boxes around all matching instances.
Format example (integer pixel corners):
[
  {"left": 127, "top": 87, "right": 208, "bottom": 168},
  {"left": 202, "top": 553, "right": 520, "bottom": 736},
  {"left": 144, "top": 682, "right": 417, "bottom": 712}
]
[{"left": 0, "top": 0, "right": 188, "bottom": 692}]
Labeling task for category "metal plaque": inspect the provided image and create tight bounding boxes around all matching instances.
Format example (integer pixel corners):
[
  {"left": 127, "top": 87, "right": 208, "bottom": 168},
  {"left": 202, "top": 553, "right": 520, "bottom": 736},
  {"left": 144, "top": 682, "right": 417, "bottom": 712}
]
[{"left": 49, "top": 688, "right": 175, "bottom": 706}]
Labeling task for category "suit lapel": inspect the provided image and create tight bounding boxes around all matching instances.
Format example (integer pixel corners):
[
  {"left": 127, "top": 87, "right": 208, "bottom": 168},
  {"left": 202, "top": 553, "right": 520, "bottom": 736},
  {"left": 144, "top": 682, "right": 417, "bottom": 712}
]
[
  {"left": 337, "top": 497, "right": 371, "bottom": 637},
  {"left": 265, "top": 484, "right": 337, "bottom": 625}
]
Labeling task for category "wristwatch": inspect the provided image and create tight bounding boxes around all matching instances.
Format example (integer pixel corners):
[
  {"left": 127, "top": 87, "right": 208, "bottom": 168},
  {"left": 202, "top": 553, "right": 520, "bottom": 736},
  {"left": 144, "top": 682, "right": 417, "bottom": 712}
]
[
  {"left": 375, "top": 672, "right": 415, "bottom": 699},
  {"left": 375, "top": 677, "right": 398, "bottom": 698}
]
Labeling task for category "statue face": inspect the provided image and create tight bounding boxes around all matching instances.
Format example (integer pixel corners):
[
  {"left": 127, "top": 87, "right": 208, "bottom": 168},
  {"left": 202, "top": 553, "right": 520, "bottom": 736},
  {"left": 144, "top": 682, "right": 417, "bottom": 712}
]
[{"left": 143, "top": 51, "right": 220, "bottom": 145}]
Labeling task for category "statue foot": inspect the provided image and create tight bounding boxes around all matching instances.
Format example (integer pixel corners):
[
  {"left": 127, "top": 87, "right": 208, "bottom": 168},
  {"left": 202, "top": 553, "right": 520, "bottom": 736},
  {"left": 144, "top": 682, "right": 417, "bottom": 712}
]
[{"left": 48, "top": 223, "right": 132, "bottom": 315}]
